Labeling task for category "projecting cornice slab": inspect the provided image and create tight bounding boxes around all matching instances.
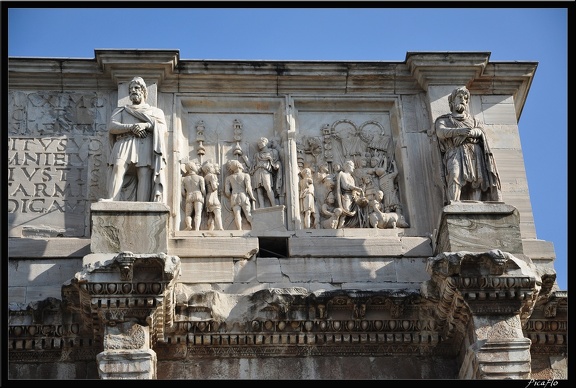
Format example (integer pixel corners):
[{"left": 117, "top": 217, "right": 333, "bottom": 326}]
[
  {"left": 405, "top": 52, "right": 536, "bottom": 120},
  {"left": 406, "top": 51, "right": 491, "bottom": 89},
  {"left": 95, "top": 49, "right": 180, "bottom": 86}
]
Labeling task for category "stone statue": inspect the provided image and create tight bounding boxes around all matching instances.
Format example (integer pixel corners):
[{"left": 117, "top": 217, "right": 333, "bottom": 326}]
[
  {"left": 103, "top": 77, "right": 167, "bottom": 202},
  {"left": 181, "top": 161, "right": 205, "bottom": 231},
  {"left": 225, "top": 159, "right": 256, "bottom": 230},
  {"left": 299, "top": 167, "right": 317, "bottom": 229},
  {"left": 201, "top": 161, "right": 224, "bottom": 231},
  {"left": 248, "top": 137, "right": 281, "bottom": 208},
  {"left": 434, "top": 86, "right": 502, "bottom": 203}
]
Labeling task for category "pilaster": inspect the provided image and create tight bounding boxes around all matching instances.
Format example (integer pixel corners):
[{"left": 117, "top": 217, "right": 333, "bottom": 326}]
[{"left": 61, "top": 202, "right": 181, "bottom": 379}]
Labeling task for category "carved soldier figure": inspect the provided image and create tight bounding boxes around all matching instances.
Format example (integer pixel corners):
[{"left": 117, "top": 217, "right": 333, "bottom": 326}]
[
  {"left": 320, "top": 191, "right": 344, "bottom": 229},
  {"left": 103, "top": 77, "right": 167, "bottom": 202},
  {"left": 202, "top": 161, "right": 224, "bottom": 231},
  {"left": 181, "top": 161, "right": 205, "bottom": 231},
  {"left": 435, "top": 86, "right": 502, "bottom": 203},
  {"left": 249, "top": 137, "right": 281, "bottom": 208}
]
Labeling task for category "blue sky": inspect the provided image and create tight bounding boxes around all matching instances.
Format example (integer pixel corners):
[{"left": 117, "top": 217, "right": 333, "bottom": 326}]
[{"left": 5, "top": 6, "right": 568, "bottom": 290}]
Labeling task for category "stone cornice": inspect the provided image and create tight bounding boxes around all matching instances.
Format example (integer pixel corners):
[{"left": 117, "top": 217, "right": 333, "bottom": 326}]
[
  {"left": 9, "top": 51, "right": 535, "bottom": 112},
  {"left": 406, "top": 52, "right": 536, "bottom": 120},
  {"left": 524, "top": 290, "right": 568, "bottom": 355},
  {"left": 8, "top": 284, "right": 567, "bottom": 361},
  {"left": 95, "top": 49, "right": 180, "bottom": 86},
  {"left": 406, "top": 51, "right": 491, "bottom": 90},
  {"left": 8, "top": 58, "right": 116, "bottom": 90}
]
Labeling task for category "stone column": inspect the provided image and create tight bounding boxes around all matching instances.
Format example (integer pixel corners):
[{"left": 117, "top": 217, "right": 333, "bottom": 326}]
[
  {"left": 423, "top": 250, "right": 540, "bottom": 379},
  {"left": 66, "top": 201, "right": 180, "bottom": 379},
  {"left": 97, "top": 322, "right": 157, "bottom": 379},
  {"left": 422, "top": 199, "right": 541, "bottom": 379}
]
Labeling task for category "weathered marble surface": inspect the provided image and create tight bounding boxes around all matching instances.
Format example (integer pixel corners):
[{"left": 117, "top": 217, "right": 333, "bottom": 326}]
[
  {"left": 434, "top": 202, "right": 523, "bottom": 254},
  {"left": 90, "top": 201, "right": 169, "bottom": 254}
]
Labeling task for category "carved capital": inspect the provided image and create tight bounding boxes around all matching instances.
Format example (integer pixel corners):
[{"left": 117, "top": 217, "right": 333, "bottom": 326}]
[
  {"left": 422, "top": 250, "right": 541, "bottom": 343},
  {"left": 62, "top": 252, "right": 181, "bottom": 346}
]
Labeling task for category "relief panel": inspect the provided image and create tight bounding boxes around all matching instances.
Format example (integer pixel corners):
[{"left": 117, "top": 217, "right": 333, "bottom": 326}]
[
  {"left": 176, "top": 97, "right": 286, "bottom": 231},
  {"left": 173, "top": 96, "right": 409, "bottom": 232}
]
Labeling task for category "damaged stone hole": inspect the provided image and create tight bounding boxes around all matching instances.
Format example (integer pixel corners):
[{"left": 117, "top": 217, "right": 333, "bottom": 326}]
[{"left": 257, "top": 237, "right": 288, "bottom": 258}]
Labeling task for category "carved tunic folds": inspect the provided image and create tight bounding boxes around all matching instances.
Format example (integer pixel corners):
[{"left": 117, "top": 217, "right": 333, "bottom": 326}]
[{"left": 435, "top": 113, "right": 501, "bottom": 202}]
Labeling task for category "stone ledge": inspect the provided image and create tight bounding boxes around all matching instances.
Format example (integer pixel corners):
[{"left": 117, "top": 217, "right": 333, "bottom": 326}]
[
  {"left": 8, "top": 237, "right": 91, "bottom": 258},
  {"left": 169, "top": 237, "right": 259, "bottom": 259},
  {"left": 441, "top": 201, "right": 514, "bottom": 214}
]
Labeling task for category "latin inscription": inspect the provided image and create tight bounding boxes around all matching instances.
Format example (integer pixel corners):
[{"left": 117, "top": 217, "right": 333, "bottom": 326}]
[
  {"left": 7, "top": 137, "right": 105, "bottom": 214},
  {"left": 7, "top": 90, "right": 111, "bottom": 236}
]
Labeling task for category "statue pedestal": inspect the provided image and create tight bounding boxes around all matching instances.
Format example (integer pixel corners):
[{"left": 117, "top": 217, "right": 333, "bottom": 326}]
[
  {"left": 251, "top": 205, "right": 287, "bottom": 234},
  {"left": 434, "top": 202, "right": 522, "bottom": 254},
  {"left": 90, "top": 201, "right": 170, "bottom": 254}
]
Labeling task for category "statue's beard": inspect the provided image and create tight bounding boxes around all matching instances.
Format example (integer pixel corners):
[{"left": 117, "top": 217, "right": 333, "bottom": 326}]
[
  {"left": 454, "top": 103, "right": 466, "bottom": 114},
  {"left": 130, "top": 93, "right": 144, "bottom": 104}
]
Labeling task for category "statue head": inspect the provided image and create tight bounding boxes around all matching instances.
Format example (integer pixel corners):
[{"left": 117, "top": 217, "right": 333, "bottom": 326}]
[
  {"left": 257, "top": 137, "right": 269, "bottom": 149},
  {"left": 448, "top": 86, "right": 470, "bottom": 114},
  {"left": 184, "top": 161, "right": 199, "bottom": 175},
  {"left": 202, "top": 162, "right": 215, "bottom": 175},
  {"left": 228, "top": 159, "right": 243, "bottom": 173},
  {"left": 128, "top": 77, "right": 148, "bottom": 103}
]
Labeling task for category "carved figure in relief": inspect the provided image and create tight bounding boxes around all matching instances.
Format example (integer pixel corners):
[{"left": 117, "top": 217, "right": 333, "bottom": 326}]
[
  {"left": 320, "top": 191, "right": 344, "bottom": 229},
  {"left": 181, "top": 161, "right": 205, "bottom": 231},
  {"left": 268, "top": 138, "right": 284, "bottom": 204},
  {"left": 299, "top": 167, "right": 317, "bottom": 229},
  {"left": 102, "top": 77, "right": 167, "bottom": 202},
  {"left": 368, "top": 190, "right": 409, "bottom": 229},
  {"left": 201, "top": 161, "right": 224, "bottom": 231},
  {"left": 335, "top": 160, "right": 365, "bottom": 223},
  {"left": 434, "top": 86, "right": 502, "bottom": 203},
  {"left": 375, "top": 157, "right": 402, "bottom": 214},
  {"left": 225, "top": 160, "right": 256, "bottom": 230},
  {"left": 313, "top": 164, "right": 332, "bottom": 214},
  {"left": 352, "top": 155, "right": 370, "bottom": 184},
  {"left": 315, "top": 163, "right": 330, "bottom": 183},
  {"left": 248, "top": 137, "right": 281, "bottom": 209}
]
